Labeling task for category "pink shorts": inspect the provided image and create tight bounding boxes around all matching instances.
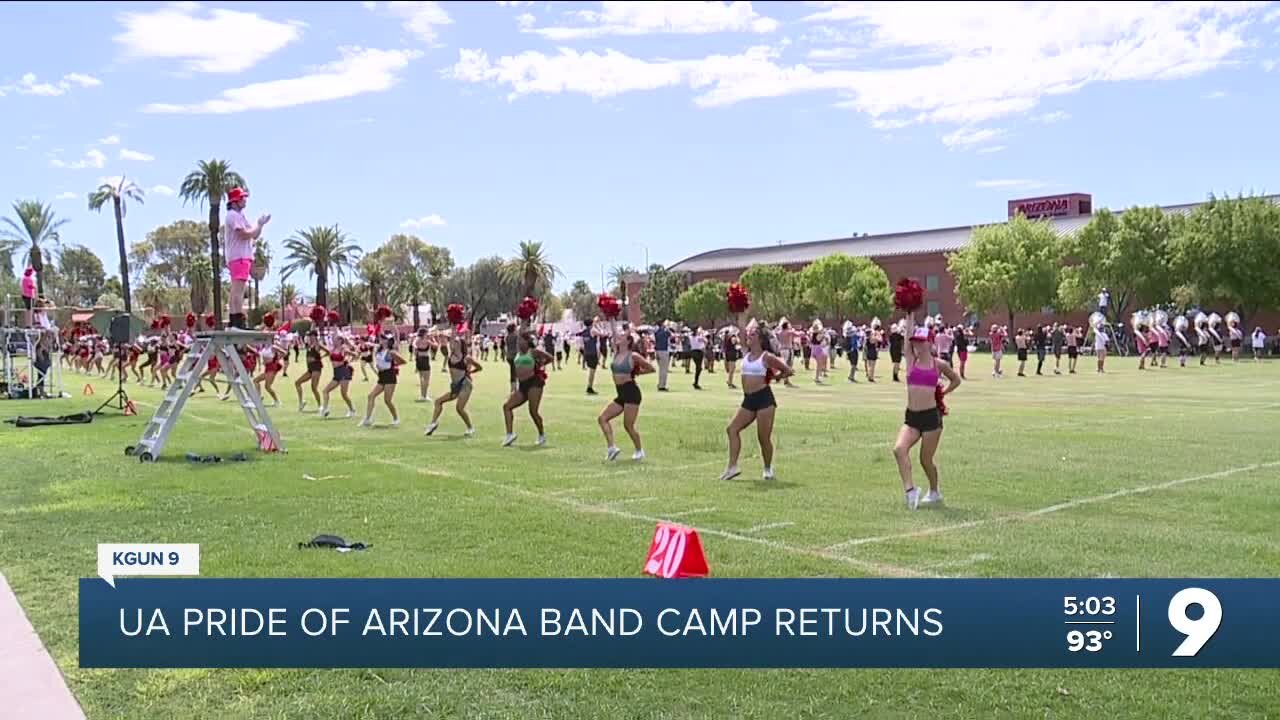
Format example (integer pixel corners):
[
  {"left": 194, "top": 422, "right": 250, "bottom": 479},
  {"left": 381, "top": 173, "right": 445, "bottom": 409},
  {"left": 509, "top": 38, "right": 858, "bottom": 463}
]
[{"left": 229, "top": 258, "right": 253, "bottom": 282}]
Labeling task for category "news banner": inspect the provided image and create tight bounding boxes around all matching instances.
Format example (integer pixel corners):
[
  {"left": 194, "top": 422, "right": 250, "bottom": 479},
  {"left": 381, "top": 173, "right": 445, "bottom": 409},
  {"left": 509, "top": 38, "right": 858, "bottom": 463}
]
[{"left": 81, "top": 544, "right": 1279, "bottom": 669}]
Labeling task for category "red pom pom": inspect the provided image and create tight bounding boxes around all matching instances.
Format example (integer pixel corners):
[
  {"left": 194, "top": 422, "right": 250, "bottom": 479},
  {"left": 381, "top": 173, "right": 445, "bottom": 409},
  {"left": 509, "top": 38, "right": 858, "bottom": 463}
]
[
  {"left": 159, "top": 314, "right": 171, "bottom": 328},
  {"left": 375, "top": 304, "right": 393, "bottom": 321},
  {"left": 203, "top": 313, "right": 216, "bottom": 329},
  {"left": 185, "top": 312, "right": 196, "bottom": 329},
  {"left": 327, "top": 309, "right": 341, "bottom": 324},
  {"left": 310, "top": 305, "right": 327, "bottom": 324},
  {"left": 726, "top": 283, "right": 750, "bottom": 314},
  {"left": 150, "top": 319, "right": 160, "bottom": 331},
  {"left": 894, "top": 277, "right": 924, "bottom": 312},
  {"left": 262, "top": 312, "right": 276, "bottom": 329},
  {"left": 935, "top": 384, "right": 948, "bottom": 416},
  {"left": 446, "top": 303, "right": 465, "bottom": 326},
  {"left": 597, "top": 293, "right": 621, "bottom": 319},
  {"left": 516, "top": 296, "right": 539, "bottom": 321}
]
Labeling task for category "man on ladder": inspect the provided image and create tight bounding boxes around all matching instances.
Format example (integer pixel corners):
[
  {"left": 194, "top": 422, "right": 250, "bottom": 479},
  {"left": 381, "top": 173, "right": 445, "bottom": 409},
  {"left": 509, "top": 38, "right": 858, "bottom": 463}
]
[{"left": 223, "top": 187, "right": 270, "bottom": 330}]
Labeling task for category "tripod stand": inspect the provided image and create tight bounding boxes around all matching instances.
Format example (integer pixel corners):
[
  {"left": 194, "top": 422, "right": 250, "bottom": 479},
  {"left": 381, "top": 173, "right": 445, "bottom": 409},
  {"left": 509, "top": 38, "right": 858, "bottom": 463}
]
[{"left": 94, "top": 344, "right": 132, "bottom": 415}]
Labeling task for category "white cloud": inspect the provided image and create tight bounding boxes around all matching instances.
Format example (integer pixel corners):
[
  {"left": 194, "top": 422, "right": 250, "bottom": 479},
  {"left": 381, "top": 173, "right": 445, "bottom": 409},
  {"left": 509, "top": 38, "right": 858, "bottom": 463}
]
[
  {"left": 400, "top": 214, "right": 447, "bottom": 229},
  {"left": 55, "top": 191, "right": 78, "bottom": 200},
  {"left": 98, "top": 134, "right": 121, "bottom": 145},
  {"left": 362, "top": 0, "right": 377, "bottom": 8},
  {"left": 453, "top": 1, "right": 1262, "bottom": 135},
  {"left": 497, "top": 1, "right": 534, "bottom": 6},
  {"left": 517, "top": 12, "right": 537, "bottom": 31},
  {"left": 1203, "top": 89, "right": 1228, "bottom": 99},
  {"left": 369, "top": 1, "right": 453, "bottom": 44},
  {"left": 0, "top": 72, "right": 103, "bottom": 97},
  {"left": 15, "top": 145, "right": 28, "bottom": 151},
  {"left": 975, "top": 179, "right": 1046, "bottom": 189},
  {"left": 150, "top": 184, "right": 175, "bottom": 197},
  {"left": 526, "top": 1, "right": 778, "bottom": 39},
  {"left": 115, "top": 4, "right": 304, "bottom": 73},
  {"left": 143, "top": 47, "right": 422, "bottom": 114},
  {"left": 1032, "top": 110, "right": 1071, "bottom": 124},
  {"left": 942, "top": 127, "right": 1004, "bottom": 149},
  {"left": 49, "top": 148, "right": 107, "bottom": 169},
  {"left": 976, "top": 145, "right": 1007, "bottom": 154},
  {"left": 120, "top": 148, "right": 155, "bottom": 161},
  {"left": 1264, "top": 59, "right": 1278, "bottom": 72}
]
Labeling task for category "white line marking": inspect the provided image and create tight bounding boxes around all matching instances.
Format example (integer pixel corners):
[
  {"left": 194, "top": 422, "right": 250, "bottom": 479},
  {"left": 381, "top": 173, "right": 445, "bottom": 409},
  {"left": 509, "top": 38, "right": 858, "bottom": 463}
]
[
  {"left": 741, "top": 521, "right": 795, "bottom": 534},
  {"left": 134, "top": 401, "right": 926, "bottom": 578},
  {"left": 824, "top": 461, "right": 1280, "bottom": 552},
  {"left": 666, "top": 507, "right": 717, "bottom": 519},
  {"left": 609, "top": 496, "right": 658, "bottom": 506},
  {"left": 921, "top": 552, "right": 992, "bottom": 571},
  {"left": 547, "top": 486, "right": 598, "bottom": 497}
]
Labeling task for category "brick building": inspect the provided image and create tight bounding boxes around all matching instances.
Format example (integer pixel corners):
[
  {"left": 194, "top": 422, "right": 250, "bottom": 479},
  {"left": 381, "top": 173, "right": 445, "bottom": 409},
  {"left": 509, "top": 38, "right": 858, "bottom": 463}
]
[{"left": 623, "top": 193, "right": 1280, "bottom": 332}]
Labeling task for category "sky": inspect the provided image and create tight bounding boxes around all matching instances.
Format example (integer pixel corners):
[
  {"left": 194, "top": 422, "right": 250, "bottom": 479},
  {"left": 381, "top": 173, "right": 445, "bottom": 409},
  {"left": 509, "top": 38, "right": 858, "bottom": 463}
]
[{"left": 2, "top": 1, "right": 1279, "bottom": 296}]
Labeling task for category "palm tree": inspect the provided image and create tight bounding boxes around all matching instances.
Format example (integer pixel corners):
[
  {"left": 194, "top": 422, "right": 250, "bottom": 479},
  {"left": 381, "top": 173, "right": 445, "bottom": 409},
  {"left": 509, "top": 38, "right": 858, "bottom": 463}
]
[
  {"left": 390, "top": 260, "right": 431, "bottom": 329},
  {"left": 279, "top": 282, "right": 299, "bottom": 318},
  {"left": 178, "top": 159, "right": 246, "bottom": 329},
  {"left": 279, "top": 225, "right": 361, "bottom": 309},
  {"left": 501, "top": 240, "right": 561, "bottom": 299},
  {"left": 87, "top": 177, "right": 145, "bottom": 315},
  {"left": 359, "top": 256, "right": 389, "bottom": 309},
  {"left": 2, "top": 200, "right": 68, "bottom": 297},
  {"left": 187, "top": 255, "right": 213, "bottom": 315},
  {"left": 137, "top": 271, "right": 168, "bottom": 315},
  {"left": 252, "top": 238, "right": 271, "bottom": 309},
  {"left": 608, "top": 264, "right": 637, "bottom": 303}
]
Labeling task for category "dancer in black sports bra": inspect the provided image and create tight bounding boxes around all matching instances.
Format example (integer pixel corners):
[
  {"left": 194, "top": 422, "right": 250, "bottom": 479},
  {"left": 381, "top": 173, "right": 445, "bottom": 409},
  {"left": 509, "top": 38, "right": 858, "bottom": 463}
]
[
  {"left": 294, "top": 332, "right": 324, "bottom": 412},
  {"left": 425, "top": 333, "right": 483, "bottom": 437},
  {"left": 598, "top": 331, "right": 654, "bottom": 462}
]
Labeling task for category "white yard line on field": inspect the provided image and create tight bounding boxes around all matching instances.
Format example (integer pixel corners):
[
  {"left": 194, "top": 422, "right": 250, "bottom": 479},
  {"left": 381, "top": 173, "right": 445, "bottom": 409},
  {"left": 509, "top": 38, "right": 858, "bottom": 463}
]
[
  {"left": 823, "top": 460, "right": 1280, "bottom": 552},
  {"left": 134, "top": 401, "right": 928, "bottom": 578},
  {"left": 666, "top": 507, "right": 718, "bottom": 519},
  {"left": 741, "top": 521, "right": 795, "bottom": 534}
]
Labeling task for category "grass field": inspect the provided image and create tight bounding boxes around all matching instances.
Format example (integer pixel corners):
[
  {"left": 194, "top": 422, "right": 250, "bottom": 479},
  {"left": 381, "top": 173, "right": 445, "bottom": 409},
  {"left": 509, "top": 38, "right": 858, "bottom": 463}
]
[{"left": 3, "top": 351, "right": 1279, "bottom": 719}]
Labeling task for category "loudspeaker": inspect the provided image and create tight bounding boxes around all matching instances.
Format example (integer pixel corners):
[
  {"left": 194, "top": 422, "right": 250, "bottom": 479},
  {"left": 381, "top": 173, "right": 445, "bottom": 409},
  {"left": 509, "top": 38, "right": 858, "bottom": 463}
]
[{"left": 109, "top": 314, "right": 134, "bottom": 345}]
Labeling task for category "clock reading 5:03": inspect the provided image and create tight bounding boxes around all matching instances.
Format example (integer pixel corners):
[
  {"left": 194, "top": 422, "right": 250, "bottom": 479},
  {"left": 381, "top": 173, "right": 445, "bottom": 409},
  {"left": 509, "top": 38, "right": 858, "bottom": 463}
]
[{"left": 1063, "top": 596, "right": 1116, "bottom": 615}]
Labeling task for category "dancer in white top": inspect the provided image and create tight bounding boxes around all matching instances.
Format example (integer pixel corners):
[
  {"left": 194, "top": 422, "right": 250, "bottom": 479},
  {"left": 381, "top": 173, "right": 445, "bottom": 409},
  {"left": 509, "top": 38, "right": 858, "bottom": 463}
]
[{"left": 721, "top": 321, "right": 794, "bottom": 482}]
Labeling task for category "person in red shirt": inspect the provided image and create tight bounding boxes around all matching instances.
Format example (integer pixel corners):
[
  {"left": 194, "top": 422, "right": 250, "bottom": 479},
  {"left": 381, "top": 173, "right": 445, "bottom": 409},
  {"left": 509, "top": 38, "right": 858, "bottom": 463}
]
[{"left": 989, "top": 324, "right": 1007, "bottom": 378}]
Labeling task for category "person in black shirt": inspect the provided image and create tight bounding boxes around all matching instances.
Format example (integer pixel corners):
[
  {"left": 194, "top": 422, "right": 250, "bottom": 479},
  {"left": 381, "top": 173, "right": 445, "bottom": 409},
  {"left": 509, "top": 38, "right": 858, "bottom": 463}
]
[
  {"left": 888, "top": 323, "right": 905, "bottom": 382},
  {"left": 1033, "top": 325, "right": 1048, "bottom": 375},
  {"left": 1050, "top": 323, "right": 1065, "bottom": 375},
  {"left": 580, "top": 321, "right": 600, "bottom": 395}
]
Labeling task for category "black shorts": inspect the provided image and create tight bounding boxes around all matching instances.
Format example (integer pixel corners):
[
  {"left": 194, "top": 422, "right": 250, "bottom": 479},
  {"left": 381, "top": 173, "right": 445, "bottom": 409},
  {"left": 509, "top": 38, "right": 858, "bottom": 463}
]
[
  {"left": 940, "top": 351, "right": 953, "bottom": 365},
  {"left": 613, "top": 381, "right": 642, "bottom": 407},
  {"left": 1067, "top": 346, "right": 1078, "bottom": 359},
  {"left": 1231, "top": 339, "right": 1242, "bottom": 348},
  {"left": 741, "top": 386, "right": 777, "bottom": 413},
  {"left": 724, "top": 349, "right": 740, "bottom": 363},
  {"left": 507, "top": 358, "right": 517, "bottom": 381},
  {"left": 584, "top": 353, "right": 599, "bottom": 370},
  {"left": 865, "top": 346, "right": 879, "bottom": 361},
  {"left": 517, "top": 376, "right": 545, "bottom": 396},
  {"left": 334, "top": 365, "right": 353, "bottom": 382},
  {"left": 22, "top": 296, "right": 33, "bottom": 310},
  {"left": 904, "top": 407, "right": 942, "bottom": 433},
  {"left": 376, "top": 369, "right": 397, "bottom": 386},
  {"left": 415, "top": 356, "right": 431, "bottom": 372},
  {"left": 1016, "top": 348, "right": 1029, "bottom": 362},
  {"left": 890, "top": 347, "right": 903, "bottom": 364},
  {"left": 307, "top": 361, "right": 324, "bottom": 374}
]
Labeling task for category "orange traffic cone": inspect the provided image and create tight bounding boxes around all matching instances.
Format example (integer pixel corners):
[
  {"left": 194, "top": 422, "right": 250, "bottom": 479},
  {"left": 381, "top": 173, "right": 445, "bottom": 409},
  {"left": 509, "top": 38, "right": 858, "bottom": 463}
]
[
  {"left": 124, "top": 401, "right": 137, "bottom": 417},
  {"left": 83, "top": 384, "right": 95, "bottom": 396}
]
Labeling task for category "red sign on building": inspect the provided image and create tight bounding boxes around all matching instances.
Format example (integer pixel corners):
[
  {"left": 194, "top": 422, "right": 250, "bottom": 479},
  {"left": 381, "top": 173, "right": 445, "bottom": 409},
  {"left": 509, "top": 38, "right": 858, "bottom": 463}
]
[{"left": 1008, "top": 193, "right": 1092, "bottom": 220}]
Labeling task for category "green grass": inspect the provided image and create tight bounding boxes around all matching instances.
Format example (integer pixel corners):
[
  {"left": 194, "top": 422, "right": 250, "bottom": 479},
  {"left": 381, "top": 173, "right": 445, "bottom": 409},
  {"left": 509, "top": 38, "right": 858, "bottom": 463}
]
[{"left": 3, "top": 352, "right": 1279, "bottom": 719}]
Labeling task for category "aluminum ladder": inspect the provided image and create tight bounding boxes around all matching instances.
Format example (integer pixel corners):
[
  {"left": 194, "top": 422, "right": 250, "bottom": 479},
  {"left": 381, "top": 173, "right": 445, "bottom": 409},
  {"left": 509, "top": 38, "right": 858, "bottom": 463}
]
[{"left": 128, "top": 330, "right": 285, "bottom": 462}]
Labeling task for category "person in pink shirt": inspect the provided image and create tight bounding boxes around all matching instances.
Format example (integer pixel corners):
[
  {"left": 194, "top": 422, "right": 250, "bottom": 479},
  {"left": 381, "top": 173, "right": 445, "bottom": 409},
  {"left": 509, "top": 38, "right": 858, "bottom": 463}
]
[
  {"left": 1154, "top": 323, "right": 1170, "bottom": 368},
  {"left": 989, "top": 324, "right": 1006, "bottom": 378},
  {"left": 222, "top": 187, "right": 270, "bottom": 329},
  {"left": 1135, "top": 322, "right": 1152, "bottom": 370},
  {"left": 20, "top": 266, "right": 37, "bottom": 327}
]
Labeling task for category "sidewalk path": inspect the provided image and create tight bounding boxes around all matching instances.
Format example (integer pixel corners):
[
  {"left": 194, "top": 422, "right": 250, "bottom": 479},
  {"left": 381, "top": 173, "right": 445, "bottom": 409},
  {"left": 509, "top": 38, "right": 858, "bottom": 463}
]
[{"left": 0, "top": 573, "right": 86, "bottom": 719}]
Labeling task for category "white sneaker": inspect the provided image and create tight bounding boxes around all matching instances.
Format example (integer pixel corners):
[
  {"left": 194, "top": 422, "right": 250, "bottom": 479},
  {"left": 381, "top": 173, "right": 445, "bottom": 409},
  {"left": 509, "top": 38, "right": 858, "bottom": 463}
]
[
  {"left": 424, "top": 421, "right": 439, "bottom": 436},
  {"left": 633, "top": 449, "right": 646, "bottom": 462},
  {"left": 344, "top": 410, "right": 356, "bottom": 419},
  {"left": 423, "top": 395, "right": 432, "bottom": 403},
  {"left": 762, "top": 466, "right": 775, "bottom": 481},
  {"left": 463, "top": 427, "right": 475, "bottom": 437},
  {"left": 218, "top": 394, "right": 230, "bottom": 402},
  {"left": 298, "top": 401, "right": 307, "bottom": 412},
  {"left": 358, "top": 416, "right": 373, "bottom": 427},
  {"left": 719, "top": 465, "right": 741, "bottom": 481},
  {"left": 320, "top": 406, "right": 330, "bottom": 418},
  {"left": 502, "top": 433, "right": 517, "bottom": 447},
  {"left": 536, "top": 435, "right": 547, "bottom": 447},
  {"left": 391, "top": 418, "right": 400, "bottom": 427},
  {"left": 606, "top": 446, "right": 621, "bottom": 461},
  {"left": 414, "top": 397, "right": 427, "bottom": 403},
  {"left": 920, "top": 490, "right": 943, "bottom": 506},
  {"left": 905, "top": 487, "right": 920, "bottom": 510}
]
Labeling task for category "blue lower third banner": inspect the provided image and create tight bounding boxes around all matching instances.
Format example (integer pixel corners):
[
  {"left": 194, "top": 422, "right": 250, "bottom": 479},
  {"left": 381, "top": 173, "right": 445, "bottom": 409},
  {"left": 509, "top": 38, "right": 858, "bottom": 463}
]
[{"left": 79, "top": 579, "right": 1279, "bottom": 668}]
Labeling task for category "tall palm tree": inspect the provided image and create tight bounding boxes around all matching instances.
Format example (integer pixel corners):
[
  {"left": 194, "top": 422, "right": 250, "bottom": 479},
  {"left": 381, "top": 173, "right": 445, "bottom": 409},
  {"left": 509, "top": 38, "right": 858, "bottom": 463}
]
[
  {"left": 252, "top": 238, "right": 271, "bottom": 309},
  {"left": 279, "top": 282, "right": 299, "bottom": 318},
  {"left": 280, "top": 225, "right": 361, "bottom": 309},
  {"left": 359, "top": 256, "right": 389, "bottom": 309},
  {"left": 187, "top": 255, "right": 213, "bottom": 315},
  {"left": 501, "top": 240, "right": 561, "bottom": 299},
  {"left": 2, "top": 200, "right": 68, "bottom": 297},
  {"left": 178, "top": 159, "right": 246, "bottom": 329},
  {"left": 390, "top": 260, "right": 431, "bottom": 329},
  {"left": 607, "top": 264, "right": 637, "bottom": 303},
  {"left": 87, "top": 177, "right": 145, "bottom": 315}
]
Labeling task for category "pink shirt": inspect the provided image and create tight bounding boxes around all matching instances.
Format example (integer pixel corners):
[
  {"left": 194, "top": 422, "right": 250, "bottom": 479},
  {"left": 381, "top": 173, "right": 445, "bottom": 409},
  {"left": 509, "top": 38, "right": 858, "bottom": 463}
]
[
  {"left": 934, "top": 333, "right": 953, "bottom": 354},
  {"left": 223, "top": 209, "right": 254, "bottom": 263},
  {"left": 21, "top": 273, "right": 35, "bottom": 298},
  {"left": 991, "top": 331, "right": 1006, "bottom": 353}
]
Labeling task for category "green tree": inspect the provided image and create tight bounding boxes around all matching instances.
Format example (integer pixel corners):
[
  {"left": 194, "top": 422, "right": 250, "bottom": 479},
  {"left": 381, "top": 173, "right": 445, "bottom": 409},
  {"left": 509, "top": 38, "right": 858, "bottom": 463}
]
[
  {"left": 280, "top": 225, "right": 361, "bottom": 309},
  {"left": 607, "top": 265, "right": 637, "bottom": 303},
  {"left": 1057, "top": 207, "right": 1178, "bottom": 321},
  {"left": 443, "top": 256, "right": 522, "bottom": 327},
  {"left": 49, "top": 244, "right": 106, "bottom": 306},
  {"left": 565, "top": 280, "right": 597, "bottom": 323},
  {"left": 1, "top": 200, "right": 67, "bottom": 296},
  {"left": 542, "top": 293, "right": 566, "bottom": 322},
  {"left": 739, "top": 264, "right": 796, "bottom": 320},
  {"left": 102, "top": 275, "right": 123, "bottom": 298},
  {"left": 364, "top": 234, "right": 453, "bottom": 314},
  {"left": 187, "top": 255, "right": 213, "bottom": 315},
  {"left": 798, "top": 253, "right": 892, "bottom": 322},
  {"left": 1172, "top": 194, "right": 1280, "bottom": 325},
  {"left": 501, "top": 240, "right": 560, "bottom": 299},
  {"left": 948, "top": 215, "right": 1062, "bottom": 329},
  {"left": 130, "top": 220, "right": 207, "bottom": 289},
  {"left": 96, "top": 291, "right": 124, "bottom": 310},
  {"left": 389, "top": 260, "right": 431, "bottom": 329},
  {"left": 675, "top": 280, "right": 729, "bottom": 327},
  {"left": 279, "top": 283, "right": 299, "bottom": 314},
  {"left": 252, "top": 238, "right": 271, "bottom": 309},
  {"left": 637, "top": 264, "right": 686, "bottom": 324},
  {"left": 88, "top": 177, "right": 144, "bottom": 313},
  {"left": 136, "top": 269, "right": 169, "bottom": 315},
  {"left": 179, "top": 159, "right": 246, "bottom": 328},
  {"left": 358, "top": 256, "right": 390, "bottom": 310}
]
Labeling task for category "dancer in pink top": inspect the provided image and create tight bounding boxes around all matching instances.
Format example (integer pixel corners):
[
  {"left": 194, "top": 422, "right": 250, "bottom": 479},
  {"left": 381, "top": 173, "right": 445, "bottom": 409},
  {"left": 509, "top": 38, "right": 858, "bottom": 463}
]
[{"left": 893, "top": 315, "right": 962, "bottom": 510}]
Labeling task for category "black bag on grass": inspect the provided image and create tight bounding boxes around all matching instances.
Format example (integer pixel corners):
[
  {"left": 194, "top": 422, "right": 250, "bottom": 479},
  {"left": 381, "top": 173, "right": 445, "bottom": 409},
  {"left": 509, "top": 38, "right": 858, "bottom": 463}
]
[{"left": 298, "top": 534, "right": 370, "bottom": 551}]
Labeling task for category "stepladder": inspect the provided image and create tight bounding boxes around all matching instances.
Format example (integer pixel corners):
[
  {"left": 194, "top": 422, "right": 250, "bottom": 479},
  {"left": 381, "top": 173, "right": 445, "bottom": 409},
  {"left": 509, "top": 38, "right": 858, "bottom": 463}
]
[{"left": 128, "top": 331, "right": 286, "bottom": 462}]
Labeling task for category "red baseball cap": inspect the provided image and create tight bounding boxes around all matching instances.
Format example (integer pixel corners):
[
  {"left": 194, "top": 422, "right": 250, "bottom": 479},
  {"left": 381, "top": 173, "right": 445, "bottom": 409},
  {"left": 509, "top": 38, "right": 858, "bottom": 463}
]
[{"left": 226, "top": 187, "right": 248, "bottom": 204}]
